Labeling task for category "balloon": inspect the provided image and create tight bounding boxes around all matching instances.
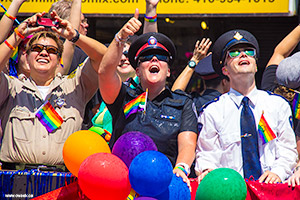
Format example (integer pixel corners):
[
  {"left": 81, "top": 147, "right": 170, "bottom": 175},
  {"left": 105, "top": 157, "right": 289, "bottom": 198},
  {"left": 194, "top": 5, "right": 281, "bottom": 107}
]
[
  {"left": 155, "top": 174, "right": 191, "bottom": 200},
  {"left": 78, "top": 153, "right": 131, "bottom": 200},
  {"left": 196, "top": 168, "right": 247, "bottom": 200},
  {"left": 129, "top": 150, "right": 173, "bottom": 197},
  {"left": 63, "top": 130, "right": 111, "bottom": 177},
  {"left": 135, "top": 198, "right": 158, "bottom": 200},
  {"left": 112, "top": 131, "right": 157, "bottom": 168}
]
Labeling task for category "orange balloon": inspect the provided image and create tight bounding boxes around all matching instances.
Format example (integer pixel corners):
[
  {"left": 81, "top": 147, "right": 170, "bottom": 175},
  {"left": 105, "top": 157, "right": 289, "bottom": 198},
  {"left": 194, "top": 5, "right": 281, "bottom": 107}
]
[{"left": 63, "top": 130, "right": 111, "bottom": 177}]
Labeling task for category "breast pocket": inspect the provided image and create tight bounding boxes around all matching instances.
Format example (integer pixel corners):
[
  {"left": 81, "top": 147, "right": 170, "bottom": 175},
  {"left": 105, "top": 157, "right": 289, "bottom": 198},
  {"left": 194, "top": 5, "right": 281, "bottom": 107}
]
[
  {"left": 9, "top": 107, "right": 35, "bottom": 143},
  {"left": 53, "top": 109, "right": 77, "bottom": 144},
  {"left": 218, "top": 132, "right": 241, "bottom": 168},
  {"left": 219, "top": 132, "right": 241, "bottom": 150}
]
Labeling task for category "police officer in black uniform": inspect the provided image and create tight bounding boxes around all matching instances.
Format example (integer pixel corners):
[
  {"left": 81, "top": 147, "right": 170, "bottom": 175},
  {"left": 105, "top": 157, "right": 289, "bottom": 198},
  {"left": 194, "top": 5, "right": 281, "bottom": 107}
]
[{"left": 98, "top": 12, "right": 198, "bottom": 186}]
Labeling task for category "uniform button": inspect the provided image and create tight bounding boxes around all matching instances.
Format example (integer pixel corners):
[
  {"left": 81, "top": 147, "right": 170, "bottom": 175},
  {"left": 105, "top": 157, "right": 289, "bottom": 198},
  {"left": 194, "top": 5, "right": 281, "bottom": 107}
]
[
  {"left": 63, "top": 115, "right": 66, "bottom": 119},
  {"left": 42, "top": 151, "right": 46, "bottom": 155},
  {"left": 43, "top": 135, "right": 46, "bottom": 138}
]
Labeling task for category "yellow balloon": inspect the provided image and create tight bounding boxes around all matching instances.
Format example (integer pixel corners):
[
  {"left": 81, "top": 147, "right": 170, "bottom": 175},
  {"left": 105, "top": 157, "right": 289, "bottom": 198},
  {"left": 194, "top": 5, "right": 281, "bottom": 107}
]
[{"left": 63, "top": 130, "right": 111, "bottom": 177}]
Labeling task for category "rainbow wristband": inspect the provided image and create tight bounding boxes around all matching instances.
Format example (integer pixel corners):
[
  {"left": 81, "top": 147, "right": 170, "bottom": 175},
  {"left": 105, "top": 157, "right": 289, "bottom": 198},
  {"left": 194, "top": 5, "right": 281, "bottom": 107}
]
[
  {"left": 174, "top": 166, "right": 188, "bottom": 176},
  {"left": 4, "top": 40, "right": 15, "bottom": 51},
  {"left": 4, "top": 11, "right": 16, "bottom": 21},
  {"left": 144, "top": 14, "right": 157, "bottom": 22},
  {"left": 144, "top": 14, "right": 157, "bottom": 19},
  {"left": 14, "top": 28, "right": 25, "bottom": 40},
  {"left": 144, "top": 18, "right": 157, "bottom": 22}
]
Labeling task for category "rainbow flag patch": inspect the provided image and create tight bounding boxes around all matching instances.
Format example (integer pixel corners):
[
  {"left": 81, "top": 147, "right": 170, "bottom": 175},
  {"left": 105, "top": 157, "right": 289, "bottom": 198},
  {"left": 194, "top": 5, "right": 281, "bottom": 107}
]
[
  {"left": 258, "top": 113, "right": 276, "bottom": 144},
  {"left": 124, "top": 91, "right": 147, "bottom": 119},
  {"left": 36, "top": 101, "right": 63, "bottom": 133}
]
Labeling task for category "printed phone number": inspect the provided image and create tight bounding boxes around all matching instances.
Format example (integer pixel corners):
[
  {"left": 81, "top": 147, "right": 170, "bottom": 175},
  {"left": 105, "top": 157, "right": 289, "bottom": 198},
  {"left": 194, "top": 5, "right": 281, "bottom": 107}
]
[
  {"left": 192, "top": 0, "right": 275, "bottom": 2},
  {"left": 80, "top": 0, "right": 275, "bottom": 3}
]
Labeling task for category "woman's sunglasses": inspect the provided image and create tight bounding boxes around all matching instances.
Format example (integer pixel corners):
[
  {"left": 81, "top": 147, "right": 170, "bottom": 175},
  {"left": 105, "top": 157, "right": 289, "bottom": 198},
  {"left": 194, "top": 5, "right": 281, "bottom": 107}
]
[
  {"left": 138, "top": 54, "right": 169, "bottom": 63},
  {"left": 30, "top": 44, "right": 60, "bottom": 56},
  {"left": 227, "top": 48, "right": 256, "bottom": 58}
]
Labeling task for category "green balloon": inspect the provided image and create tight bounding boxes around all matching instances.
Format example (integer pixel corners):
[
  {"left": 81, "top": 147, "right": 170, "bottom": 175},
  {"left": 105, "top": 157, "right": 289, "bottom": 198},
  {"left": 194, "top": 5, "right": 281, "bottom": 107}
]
[{"left": 196, "top": 168, "right": 247, "bottom": 200}]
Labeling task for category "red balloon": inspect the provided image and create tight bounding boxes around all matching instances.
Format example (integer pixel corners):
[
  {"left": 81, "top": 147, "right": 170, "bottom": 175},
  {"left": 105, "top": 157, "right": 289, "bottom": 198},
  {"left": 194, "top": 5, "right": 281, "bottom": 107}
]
[{"left": 78, "top": 153, "right": 131, "bottom": 200}]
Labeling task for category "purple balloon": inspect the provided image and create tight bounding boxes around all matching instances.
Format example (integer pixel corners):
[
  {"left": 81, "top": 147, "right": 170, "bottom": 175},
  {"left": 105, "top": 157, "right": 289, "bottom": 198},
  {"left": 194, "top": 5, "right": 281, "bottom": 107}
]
[
  {"left": 135, "top": 197, "right": 158, "bottom": 200},
  {"left": 112, "top": 131, "right": 158, "bottom": 168}
]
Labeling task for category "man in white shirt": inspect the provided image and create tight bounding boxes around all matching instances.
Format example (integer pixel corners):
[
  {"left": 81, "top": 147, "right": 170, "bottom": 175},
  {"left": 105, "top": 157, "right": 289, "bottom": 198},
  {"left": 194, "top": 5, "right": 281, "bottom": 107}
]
[{"left": 195, "top": 29, "right": 298, "bottom": 184}]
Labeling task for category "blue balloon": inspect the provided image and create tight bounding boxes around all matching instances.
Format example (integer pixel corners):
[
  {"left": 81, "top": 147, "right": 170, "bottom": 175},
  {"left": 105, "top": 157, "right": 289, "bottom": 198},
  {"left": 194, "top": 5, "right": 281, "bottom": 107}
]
[
  {"left": 155, "top": 174, "right": 191, "bottom": 200},
  {"left": 129, "top": 151, "right": 173, "bottom": 197}
]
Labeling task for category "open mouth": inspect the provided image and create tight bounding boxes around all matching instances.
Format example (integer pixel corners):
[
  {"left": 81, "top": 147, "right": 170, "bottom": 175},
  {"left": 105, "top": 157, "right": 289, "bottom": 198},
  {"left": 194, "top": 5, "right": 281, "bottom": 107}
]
[
  {"left": 238, "top": 60, "right": 250, "bottom": 65},
  {"left": 37, "top": 58, "right": 49, "bottom": 64},
  {"left": 149, "top": 66, "right": 160, "bottom": 73}
]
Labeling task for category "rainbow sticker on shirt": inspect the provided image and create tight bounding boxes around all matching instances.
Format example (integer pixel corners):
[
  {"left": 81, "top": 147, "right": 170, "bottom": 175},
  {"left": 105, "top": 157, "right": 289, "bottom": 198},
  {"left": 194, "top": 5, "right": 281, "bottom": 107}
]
[
  {"left": 123, "top": 90, "right": 148, "bottom": 119},
  {"left": 258, "top": 112, "right": 276, "bottom": 144},
  {"left": 36, "top": 101, "right": 63, "bottom": 133}
]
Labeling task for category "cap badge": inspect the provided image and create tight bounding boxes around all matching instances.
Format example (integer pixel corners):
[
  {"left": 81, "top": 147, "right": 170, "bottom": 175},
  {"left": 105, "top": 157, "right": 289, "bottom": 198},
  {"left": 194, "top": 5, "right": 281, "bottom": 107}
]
[
  {"left": 233, "top": 32, "right": 243, "bottom": 41},
  {"left": 148, "top": 36, "right": 157, "bottom": 46}
]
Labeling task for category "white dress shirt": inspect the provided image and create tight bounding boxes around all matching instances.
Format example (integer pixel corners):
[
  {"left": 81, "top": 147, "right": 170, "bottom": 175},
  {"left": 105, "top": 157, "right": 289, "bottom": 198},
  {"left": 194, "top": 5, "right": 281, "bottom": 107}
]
[{"left": 195, "top": 87, "right": 298, "bottom": 181}]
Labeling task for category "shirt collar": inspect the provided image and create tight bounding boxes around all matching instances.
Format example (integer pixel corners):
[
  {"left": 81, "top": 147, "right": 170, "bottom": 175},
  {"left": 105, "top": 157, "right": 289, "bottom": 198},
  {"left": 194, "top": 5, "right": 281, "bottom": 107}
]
[{"left": 229, "top": 86, "right": 258, "bottom": 108}]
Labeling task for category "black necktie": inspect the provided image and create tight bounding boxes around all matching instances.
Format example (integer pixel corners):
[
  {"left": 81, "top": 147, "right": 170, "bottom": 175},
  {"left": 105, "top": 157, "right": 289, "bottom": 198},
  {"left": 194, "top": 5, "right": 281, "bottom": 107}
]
[{"left": 240, "top": 96, "right": 262, "bottom": 180}]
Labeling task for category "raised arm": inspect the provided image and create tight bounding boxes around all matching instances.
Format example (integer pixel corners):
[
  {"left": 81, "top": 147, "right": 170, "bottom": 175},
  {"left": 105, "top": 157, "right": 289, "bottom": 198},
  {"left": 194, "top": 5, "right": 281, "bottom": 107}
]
[
  {"left": 55, "top": 0, "right": 82, "bottom": 75},
  {"left": 51, "top": 11, "right": 107, "bottom": 73},
  {"left": 172, "top": 38, "right": 212, "bottom": 91},
  {"left": 0, "top": 12, "right": 44, "bottom": 73},
  {"left": 267, "top": 25, "right": 300, "bottom": 67},
  {"left": 0, "top": 0, "right": 26, "bottom": 43},
  {"left": 98, "top": 9, "right": 142, "bottom": 105},
  {"left": 143, "top": 0, "right": 158, "bottom": 33}
]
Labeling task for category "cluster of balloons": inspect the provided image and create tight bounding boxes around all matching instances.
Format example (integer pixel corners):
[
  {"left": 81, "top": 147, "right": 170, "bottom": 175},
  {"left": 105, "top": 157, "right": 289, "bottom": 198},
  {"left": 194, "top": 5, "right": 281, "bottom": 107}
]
[{"left": 63, "top": 130, "right": 191, "bottom": 200}]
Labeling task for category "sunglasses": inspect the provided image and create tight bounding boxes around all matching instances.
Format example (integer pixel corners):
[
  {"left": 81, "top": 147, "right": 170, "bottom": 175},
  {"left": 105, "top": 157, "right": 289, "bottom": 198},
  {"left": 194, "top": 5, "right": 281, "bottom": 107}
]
[
  {"left": 138, "top": 54, "right": 169, "bottom": 63},
  {"left": 227, "top": 48, "right": 256, "bottom": 58},
  {"left": 123, "top": 50, "right": 128, "bottom": 58},
  {"left": 30, "top": 44, "right": 60, "bottom": 56}
]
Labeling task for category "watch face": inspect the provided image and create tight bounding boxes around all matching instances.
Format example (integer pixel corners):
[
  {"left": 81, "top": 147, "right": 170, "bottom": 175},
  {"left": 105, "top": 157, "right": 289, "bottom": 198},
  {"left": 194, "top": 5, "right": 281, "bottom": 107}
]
[{"left": 189, "top": 60, "right": 196, "bottom": 68}]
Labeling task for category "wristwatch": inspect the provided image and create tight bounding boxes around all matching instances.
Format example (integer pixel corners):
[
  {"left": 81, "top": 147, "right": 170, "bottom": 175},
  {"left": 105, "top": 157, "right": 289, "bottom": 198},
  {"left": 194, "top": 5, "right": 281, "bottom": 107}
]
[
  {"left": 188, "top": 60, "right": 196, "bottom": 68},
  {"left": 176, "top": 163, "right": 191, "bottom": 175}
]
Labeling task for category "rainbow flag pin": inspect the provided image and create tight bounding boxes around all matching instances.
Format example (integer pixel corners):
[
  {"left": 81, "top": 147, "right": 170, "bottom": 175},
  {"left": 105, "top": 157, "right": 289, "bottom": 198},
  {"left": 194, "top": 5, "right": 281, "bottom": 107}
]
[
  {"left": 292, "top": 92, "right": 300, "bottom": 119},
  {"left": 36, "top": 101, "right": 63, "bottom": 133},
  {"left": 258, "top": 111, "right": 276, "bottom": 144},
  {"left": 124, "top": 89, "right": 148, "bottom": 119}
]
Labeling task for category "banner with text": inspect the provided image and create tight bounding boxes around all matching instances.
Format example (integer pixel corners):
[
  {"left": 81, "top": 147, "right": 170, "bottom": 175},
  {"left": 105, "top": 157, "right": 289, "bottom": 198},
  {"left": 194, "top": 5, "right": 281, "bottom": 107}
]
[{"left": 0, "top": 0, "right": 296, "bottom": 16}]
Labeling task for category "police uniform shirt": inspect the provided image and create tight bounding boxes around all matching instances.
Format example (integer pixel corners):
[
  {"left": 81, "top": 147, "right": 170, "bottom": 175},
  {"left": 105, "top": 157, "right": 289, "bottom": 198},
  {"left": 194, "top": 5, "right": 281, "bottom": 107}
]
[
  {"left": 195, "top": 87, "right": 297, "bottom": 181},
  {"left": 107, "top": 81, "right": 198, "bottom": 166},
  {"left": 0, "top": 58, "right": 98, "bottom": 165},
  {"left": 191, "top": 89, "right": 222, "bottom": 115}
]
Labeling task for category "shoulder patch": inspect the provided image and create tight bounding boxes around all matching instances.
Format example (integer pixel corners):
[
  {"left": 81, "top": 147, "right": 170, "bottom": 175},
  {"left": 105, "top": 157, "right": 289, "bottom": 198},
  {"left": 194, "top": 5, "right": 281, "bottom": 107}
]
[
  {"left": 199, "top": 96, "right": 220, "bottom": 113},
  {"left": 266, "top": 90, "right": 290, "bottom": 103},
  {"left": 67, "top": 68, "right": 78, "bottom": 79}
]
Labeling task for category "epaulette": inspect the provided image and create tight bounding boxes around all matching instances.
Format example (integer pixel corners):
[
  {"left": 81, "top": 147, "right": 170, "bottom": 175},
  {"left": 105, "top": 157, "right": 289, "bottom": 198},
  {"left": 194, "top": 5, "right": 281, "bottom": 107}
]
[
  {"left": 199, "top": 96, "right": 220, "bottom": 113},
  {"left": 266, "top": 90, "right": 290, "bottom": 103}
]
